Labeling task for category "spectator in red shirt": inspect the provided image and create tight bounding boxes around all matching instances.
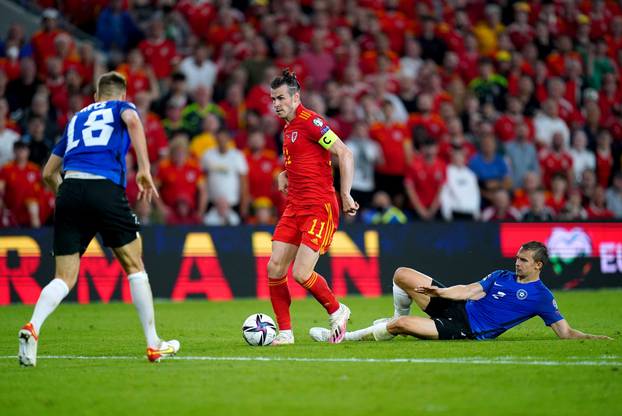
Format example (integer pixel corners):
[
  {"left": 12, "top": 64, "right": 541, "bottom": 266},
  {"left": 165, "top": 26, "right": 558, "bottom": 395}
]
[
  {"left": 45, "top": 56, "right": 68, "bottom": 114},
  {"left": 273, "top": 36, "right": 308, "bottom": 88},
  {"left": 244, "top": 130, "right": 279, "bottom": 205},
  {"left": 547, "top": 77, "right": 578, "bottom": 124},
  {"left": 539, "top": 131, "right": 574, "bottom": 189},
  {"left": 0, "top": 141, "right": 42, "bottom": 227},
  {"left": 116, "top": 49, "right": 159, "bottom": 102},
  {"left": 371, "top": 100, "right": 414, "bottom": 201},
  {"left": 155, "top": 133, "right": 207, "bottom": 222},
  {"left": 407, "top": 93, "right": 447, "bottom": 144},
  {"left": 507, "top": 2, "right": 535, "bottom": 51},
  {"left": 595, "top": 129, "right": 614, "bottom": 188},
  {"left": 546, "top": 173, "right": 568, "bottom": 215},
  {"left": 134, "top": 91, "right": 169, "bottom": 164},
  {"left": 246, "top": 66, "right": 278, "bottom": 116},
  {"left": 494, "top": 96, "right": 534, "bottom": 143},
  {"left": 218, "top": 82, "right": 246, "bottom": 134},
  {"left": 512, "top": 171, "right": 542, "bottom": 211},
  {"left": 31, "top": 8, "right": 65, "bottom": 79},
  {"left": 586, "top": 186, "right": 614, "bottom": 219},
  {"left": 139, "top": 17, "right": 179, "bottom": 80},
  {"left": 438, "top": 117, "right": 477, "bottom": 163},
  {"left": 404, "top": 139, "right": 446, "bottom": 221},
  {"left": 481, "top": 188, "right": 522, "bottom": 221},
  {"left": 299, "top": 32, "right": 336, "bottom": 91}
]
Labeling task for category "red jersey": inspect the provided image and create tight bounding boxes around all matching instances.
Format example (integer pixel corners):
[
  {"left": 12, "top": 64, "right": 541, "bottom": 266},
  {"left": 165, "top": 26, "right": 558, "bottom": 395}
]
[
  {"left": 116, "top": 64, "right": 152, "bottom": 100},
  {"left": 143, "top": 113, "right": 169, "bottom": 163},
  {"left": 0, "top": 161, "right": 42, "bottom": 226},
  {"left": 407, "top": 113, "right": 447, "bottom": 141},
  {"left": 156, "top": 158, "right": 204, "bottom": 210},
  {"left": 546, "top": 194, "right": 567, "bottom": 214},
  {"left": 138, "top": 38, "right": 178, "bottom": 79},
  {"left": 245, "top": 85, "right": 273, "bottom": 116},
  {"left": 596, "top": 150, "right": 613, "bottom": 188},
  {"left": 245, "top": 149, "right": 280, "bottom": 202},
  {"left": 282, "top": 105, "right": 336, "bottom": 207},
  {"left": 539, "top": 149, "right": 573, "bottom": 189},
  {"left": 31, "top": 29, "right": 64, "bottom": 78},
  {"left": 404, "top": 155, "right": 446, "bottom": 208},
  {"left": 370, "top": 121, "right": 411, "bottom": 176}
]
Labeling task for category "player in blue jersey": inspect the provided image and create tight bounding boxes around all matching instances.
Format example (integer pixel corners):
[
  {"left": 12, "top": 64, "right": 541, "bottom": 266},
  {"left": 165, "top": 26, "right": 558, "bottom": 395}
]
[
  {"left": 310, "top": 241, "right": 611, "bottom": 342},
  {"left": 18, "top": 72, "right": 180, "bottom": 366}
]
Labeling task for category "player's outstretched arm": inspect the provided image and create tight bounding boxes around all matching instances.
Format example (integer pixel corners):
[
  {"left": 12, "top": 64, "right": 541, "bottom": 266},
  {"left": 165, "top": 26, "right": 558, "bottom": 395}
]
[
  {"left": 42, "top": 154, "right": 64, "bottom": 194},
  {"left": 415, "top": 282, "right": 485, "bottom": 301},
  {"left": 328, "top": 138, "right": 359, "bottom": 216},
  {"left": 122, "top": 109, "right": 159, "bottom": 202},
  {"left": 550, "top": 319, "right": 613, "bottom": 340}
]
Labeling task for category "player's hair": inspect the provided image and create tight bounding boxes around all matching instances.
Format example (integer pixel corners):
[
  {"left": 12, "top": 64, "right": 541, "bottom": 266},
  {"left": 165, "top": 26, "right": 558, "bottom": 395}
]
[
  {"left": 520, "top": 241, "right": 549, "bottom": 266},
  {"left": 270, "top": 69, "right": 301, "bottom": 96},
  {"left": 96, "top": 71, "right": 127, "bottom": 99}
]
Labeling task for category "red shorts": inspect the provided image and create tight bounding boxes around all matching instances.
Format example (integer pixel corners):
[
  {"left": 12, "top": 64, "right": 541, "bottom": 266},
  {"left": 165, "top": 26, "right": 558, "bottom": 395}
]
[{"left": 272, "top": 196, "right": 340, "bottom": 254}]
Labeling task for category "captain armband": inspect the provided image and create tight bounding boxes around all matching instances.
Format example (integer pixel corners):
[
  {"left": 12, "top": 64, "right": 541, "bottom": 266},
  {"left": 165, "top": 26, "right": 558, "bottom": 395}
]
[{"left": 318, "top": 129, "right": 338, "bottom": 150}]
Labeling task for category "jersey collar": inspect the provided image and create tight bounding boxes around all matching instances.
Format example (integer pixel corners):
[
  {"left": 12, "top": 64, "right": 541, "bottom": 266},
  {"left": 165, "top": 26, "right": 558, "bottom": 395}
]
[{"left": 289, "top": 104, "right": 306, "bottom": 124}]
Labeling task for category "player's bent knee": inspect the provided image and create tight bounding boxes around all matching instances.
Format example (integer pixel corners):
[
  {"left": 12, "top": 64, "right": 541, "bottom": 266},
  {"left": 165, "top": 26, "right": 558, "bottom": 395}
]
[
  {"left": 393, "top": 267, "right": 412, "bottom": 285},
  {"left": 291, "top": 267, "right": 310, "bottom": 284},
  {"left": 267, "top": 259, "right": 287, "bottom": 279}
]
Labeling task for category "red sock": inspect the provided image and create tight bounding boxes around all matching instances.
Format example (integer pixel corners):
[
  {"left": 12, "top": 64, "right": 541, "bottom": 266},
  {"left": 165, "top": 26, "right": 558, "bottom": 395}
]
[
  {"left": 268, "top": 276, "right": 292, "bottom": 330},
  {"left": 302, "top": 272, "right": 339, "bottom": 314}
]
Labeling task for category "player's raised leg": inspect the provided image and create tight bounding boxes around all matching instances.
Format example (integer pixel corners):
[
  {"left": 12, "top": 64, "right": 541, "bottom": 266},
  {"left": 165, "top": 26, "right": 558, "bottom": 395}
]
[
  {"left": 113, "top": 236, "right": 179, "bottom": 362},
  {"left": 370, "top": 267, "right": 437, "bottom": 324},
  {"left": 18, "top": 254, "right": 80, "bottom": 367},
  {"left": 291, "top": 244, "right": 350, "bottom": 344},
  {"left": 266, "top": 241, "right": 298, "bottom": 345}
]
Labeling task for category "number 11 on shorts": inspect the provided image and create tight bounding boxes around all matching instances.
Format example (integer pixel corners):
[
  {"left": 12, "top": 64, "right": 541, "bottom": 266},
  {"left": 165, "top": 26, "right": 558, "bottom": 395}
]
[{"left": 308, "top": 219, "right": 325, "bottom": 239}]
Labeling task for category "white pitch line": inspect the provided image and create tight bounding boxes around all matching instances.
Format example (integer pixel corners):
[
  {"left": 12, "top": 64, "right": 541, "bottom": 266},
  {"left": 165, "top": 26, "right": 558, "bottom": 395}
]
[{"left": 0, "top": 355, "right": 620, "bottom": 366}]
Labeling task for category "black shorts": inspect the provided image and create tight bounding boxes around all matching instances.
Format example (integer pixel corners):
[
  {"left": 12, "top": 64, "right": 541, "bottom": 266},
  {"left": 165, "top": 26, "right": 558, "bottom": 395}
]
[
  {"left": 54, "top": 179, "right": 140, "bottom": 256},
  {"left": 425, "top": 297, "right": 473, "bottom": 340}
]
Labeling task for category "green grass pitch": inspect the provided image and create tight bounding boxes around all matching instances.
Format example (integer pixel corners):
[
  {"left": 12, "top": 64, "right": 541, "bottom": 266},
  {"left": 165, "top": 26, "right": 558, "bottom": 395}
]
[{"left": 1, "top": 291, "right": 621, "bottom": 415}]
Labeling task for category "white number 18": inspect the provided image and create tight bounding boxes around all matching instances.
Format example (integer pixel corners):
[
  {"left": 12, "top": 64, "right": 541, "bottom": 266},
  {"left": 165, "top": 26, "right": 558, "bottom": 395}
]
[{"left": 66, "top": 108, "right": 115, "bottom": 154}]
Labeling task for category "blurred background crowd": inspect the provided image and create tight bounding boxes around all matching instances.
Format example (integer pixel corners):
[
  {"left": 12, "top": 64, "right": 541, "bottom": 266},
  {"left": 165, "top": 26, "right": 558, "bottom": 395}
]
[{"left": 1, "top": 0, "right": 622, "bottom": 228}]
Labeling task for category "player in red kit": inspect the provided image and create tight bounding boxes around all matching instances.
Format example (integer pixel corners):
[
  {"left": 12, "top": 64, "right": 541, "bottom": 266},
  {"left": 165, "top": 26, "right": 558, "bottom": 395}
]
[{"left": 268, "top": 70, "right": 359, "bottom": 345}]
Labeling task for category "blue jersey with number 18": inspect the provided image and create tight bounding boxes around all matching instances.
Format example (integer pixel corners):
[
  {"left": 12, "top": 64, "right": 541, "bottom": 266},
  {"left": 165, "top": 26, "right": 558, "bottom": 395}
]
[{"left": 53, "top": 100, "right": 137, "bottom": 188}]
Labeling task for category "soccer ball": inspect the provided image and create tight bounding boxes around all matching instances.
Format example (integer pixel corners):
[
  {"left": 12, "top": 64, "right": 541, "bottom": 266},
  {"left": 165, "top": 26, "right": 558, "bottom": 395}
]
[{"left": 242, "top": 313, "right": 277, "bottom": 346}]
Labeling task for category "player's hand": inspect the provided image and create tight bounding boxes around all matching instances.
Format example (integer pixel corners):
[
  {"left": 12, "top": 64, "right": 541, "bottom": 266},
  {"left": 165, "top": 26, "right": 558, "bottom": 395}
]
[
  {"left": 341, "top": 193, "right": 359, "bottom": 216},
  {"left": 136, "top": 169, "right": 160, "bottom": 203},
  {"left": 414, "top": 285, "right": 442, "bottom": 297},
  {"left": 277, "top": 171, "right": 288, "bottom": 194}
]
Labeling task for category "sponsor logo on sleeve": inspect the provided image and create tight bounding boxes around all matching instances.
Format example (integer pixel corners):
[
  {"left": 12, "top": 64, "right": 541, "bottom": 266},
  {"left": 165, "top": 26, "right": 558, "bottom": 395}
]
[{"left": 313, "top": 118, "right": 324, "bottom": 127}]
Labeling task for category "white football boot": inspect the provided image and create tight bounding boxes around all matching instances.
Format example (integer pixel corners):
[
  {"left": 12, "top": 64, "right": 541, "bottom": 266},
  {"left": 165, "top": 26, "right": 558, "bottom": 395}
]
[
  {"left": 147, "top": 339, "right": 180, "bottom": 362},
  {"left": 271, "top": 330, "right": 295, "bottom": 346},
  {"left": 309, "top": 327, "right": 331, "bottom": 342},
  {"left": 18, "top": 323, "right": 38, "bottom": 367},
  {"left": 328, "top": 303, "right": 351, "bottom": 343}
]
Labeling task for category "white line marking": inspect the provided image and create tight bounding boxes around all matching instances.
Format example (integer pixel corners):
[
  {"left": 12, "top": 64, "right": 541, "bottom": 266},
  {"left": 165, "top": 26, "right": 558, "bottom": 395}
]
[{"left": 0, "top": 355, "right": 620, "bottom": 366}]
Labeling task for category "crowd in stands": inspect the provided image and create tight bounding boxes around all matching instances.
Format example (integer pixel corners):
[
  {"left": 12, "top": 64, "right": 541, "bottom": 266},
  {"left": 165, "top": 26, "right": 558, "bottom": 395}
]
[{"left": 1, "top": 0, "right": 622, "bottom": 228}]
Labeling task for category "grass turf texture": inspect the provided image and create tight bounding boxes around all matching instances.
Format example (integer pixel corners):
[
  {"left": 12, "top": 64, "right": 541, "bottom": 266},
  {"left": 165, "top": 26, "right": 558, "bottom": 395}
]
[{"left": 1, "top": 291, "right": 621, "bottom": 416}]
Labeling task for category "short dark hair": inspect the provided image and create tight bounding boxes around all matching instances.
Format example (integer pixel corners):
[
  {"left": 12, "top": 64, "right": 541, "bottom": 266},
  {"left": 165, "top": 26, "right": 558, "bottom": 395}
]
[
  {"left": 270, "top": 68, "right": 301, "bottom": 96},
  {"left": 96, "top": 71, "right": 127, "bottom": 98},
  {"left": 520, "top": 241, "right": 549, "bottom": 266}
]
